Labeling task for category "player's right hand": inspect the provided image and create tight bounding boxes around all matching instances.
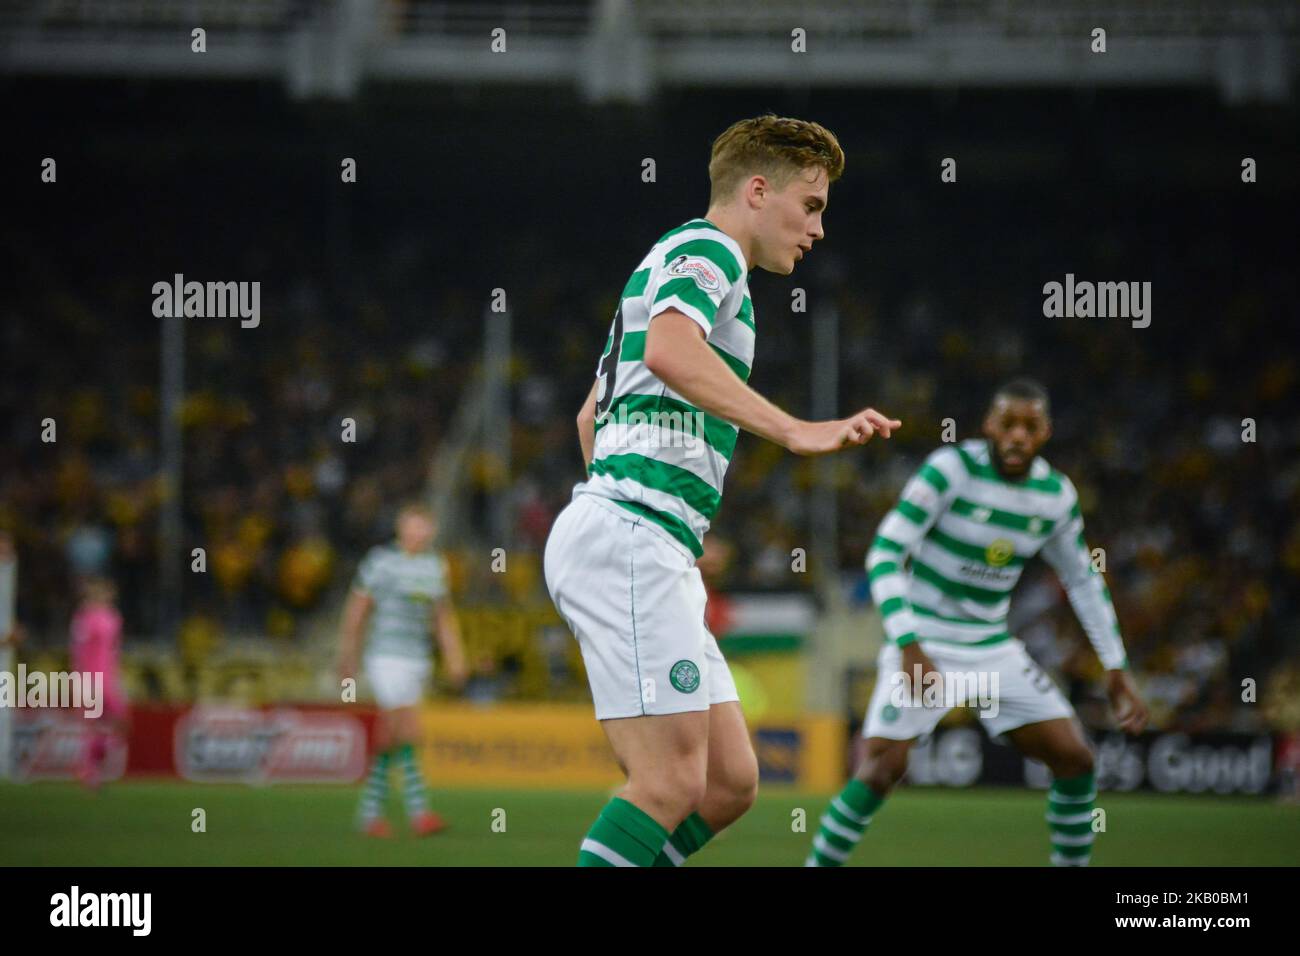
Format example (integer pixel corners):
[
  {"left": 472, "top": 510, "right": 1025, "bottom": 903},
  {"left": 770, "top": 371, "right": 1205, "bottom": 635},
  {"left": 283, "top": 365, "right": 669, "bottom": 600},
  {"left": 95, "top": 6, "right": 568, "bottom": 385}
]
[
  {"left": 785, "top": 408, "right": 902, "bottom": 456},
  {"left": 1107, "top": 669, "right": 1149, "bottom": 735}
]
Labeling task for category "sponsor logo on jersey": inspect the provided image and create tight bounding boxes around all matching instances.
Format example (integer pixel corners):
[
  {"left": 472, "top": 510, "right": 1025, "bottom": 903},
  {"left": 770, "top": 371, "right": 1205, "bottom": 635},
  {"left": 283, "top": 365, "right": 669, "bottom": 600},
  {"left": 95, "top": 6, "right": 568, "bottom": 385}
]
[
  {"left": 669, "top": 659, "right": 701, "bottom": 693},
  {"left": 666, "top": 255, "right": 722, "bottom": 294},
  {"left": 960, "top": 562, "right": 1014, "bottom": 584}
]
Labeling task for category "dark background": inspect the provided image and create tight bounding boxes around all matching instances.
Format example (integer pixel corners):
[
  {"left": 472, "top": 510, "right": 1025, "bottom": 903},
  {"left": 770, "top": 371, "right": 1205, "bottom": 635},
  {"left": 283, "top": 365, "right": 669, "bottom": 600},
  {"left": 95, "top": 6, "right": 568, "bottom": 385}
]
[{"left": 2, "top": 75, "right": 1297, "bottom": 730}]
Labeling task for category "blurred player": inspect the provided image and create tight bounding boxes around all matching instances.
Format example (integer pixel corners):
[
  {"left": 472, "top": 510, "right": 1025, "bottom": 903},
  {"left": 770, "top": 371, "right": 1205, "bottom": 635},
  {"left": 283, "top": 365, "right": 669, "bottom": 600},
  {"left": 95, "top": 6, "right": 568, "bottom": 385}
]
[
  {"left": 338, "top": 502, "right": 468, "bottom": 837},
  {"left": 69, "top": 576, "right": 128, "bottom": 791},
  {"left": 807, "top": 379, "right": 1149, "bottom": 867},
  {"left": 545, "top": 115, "right": 902, "bottom": 867},
  {"left": 0, "top": 531, "right": 19, "bottom": 780}
]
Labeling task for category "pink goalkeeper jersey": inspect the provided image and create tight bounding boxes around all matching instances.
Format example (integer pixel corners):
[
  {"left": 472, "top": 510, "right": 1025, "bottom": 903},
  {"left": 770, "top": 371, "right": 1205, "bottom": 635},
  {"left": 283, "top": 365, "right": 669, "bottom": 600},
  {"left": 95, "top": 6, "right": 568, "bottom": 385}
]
[{"left": 71, "top": 603, "right": 122, "bottom": 676}]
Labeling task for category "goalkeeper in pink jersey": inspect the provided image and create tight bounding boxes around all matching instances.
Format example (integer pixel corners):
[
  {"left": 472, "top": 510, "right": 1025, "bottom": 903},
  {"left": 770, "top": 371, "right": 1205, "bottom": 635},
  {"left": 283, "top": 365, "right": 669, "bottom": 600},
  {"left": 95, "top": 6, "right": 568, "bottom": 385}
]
[{"left": 69, "top": 576, "right": 129, "bottom": 789}]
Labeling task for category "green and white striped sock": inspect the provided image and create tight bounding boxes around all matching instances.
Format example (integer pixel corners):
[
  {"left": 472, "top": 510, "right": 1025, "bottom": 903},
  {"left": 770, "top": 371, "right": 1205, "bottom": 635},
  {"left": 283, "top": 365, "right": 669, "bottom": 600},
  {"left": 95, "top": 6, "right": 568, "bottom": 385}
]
[
  {"left": 397, "top": 743, "right": 430, "bottom": 819},
  {"left": 652, "top": 812, "right": 714, "bottom": 867},
  {"left": 357, "top": 749, "right": 391, "bottom": 825},
  {"left": 577, "top": 797, "right": 671, "bottom": 867},
  {"left": 806, "top": 779, "right": 884, "bottom": 867},
  {"left": 1047, "top": 771, "right": 1096, "bottom": 866}
]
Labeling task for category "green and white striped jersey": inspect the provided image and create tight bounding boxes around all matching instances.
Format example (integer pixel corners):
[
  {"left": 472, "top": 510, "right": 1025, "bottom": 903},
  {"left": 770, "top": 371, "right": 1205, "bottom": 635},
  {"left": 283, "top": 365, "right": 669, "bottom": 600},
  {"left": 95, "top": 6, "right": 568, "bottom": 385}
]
[
  {"left": 583, "top": 218, "right": 753, "bottom": 558},
  {"left": 867, "top": 439, "right": 1128, "bottom": 669},
  {"left": 353, "top": 544, "right": 449, "bottom": 660}
]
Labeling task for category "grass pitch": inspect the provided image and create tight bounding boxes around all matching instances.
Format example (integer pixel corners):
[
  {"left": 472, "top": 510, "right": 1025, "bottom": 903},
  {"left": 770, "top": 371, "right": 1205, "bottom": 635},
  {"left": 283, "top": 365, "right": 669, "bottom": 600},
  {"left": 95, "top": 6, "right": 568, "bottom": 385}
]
[{"left": 2, "top": 781, "right": 1295, "bottom": 866}]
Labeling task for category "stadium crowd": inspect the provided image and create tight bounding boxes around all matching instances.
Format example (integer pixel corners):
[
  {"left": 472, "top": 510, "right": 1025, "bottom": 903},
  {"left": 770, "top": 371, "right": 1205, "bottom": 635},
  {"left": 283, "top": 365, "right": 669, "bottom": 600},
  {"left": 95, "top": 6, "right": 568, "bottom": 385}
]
[{"left": 3, "top": 88, "right": 1295, "bottom": 733}]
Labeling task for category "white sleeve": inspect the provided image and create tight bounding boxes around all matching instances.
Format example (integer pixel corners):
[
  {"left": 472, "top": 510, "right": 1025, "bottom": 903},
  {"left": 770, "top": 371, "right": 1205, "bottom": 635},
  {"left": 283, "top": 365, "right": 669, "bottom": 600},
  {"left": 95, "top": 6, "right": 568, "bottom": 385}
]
[
  {"left": 866, "top": 447, "right": 963, "bottom": 647},
  {"left": 1038, "top": 478, "right": 1129, "bottom": 670},
  {"left": 646, "top": 237, "right": 744, "bottom": 336}
]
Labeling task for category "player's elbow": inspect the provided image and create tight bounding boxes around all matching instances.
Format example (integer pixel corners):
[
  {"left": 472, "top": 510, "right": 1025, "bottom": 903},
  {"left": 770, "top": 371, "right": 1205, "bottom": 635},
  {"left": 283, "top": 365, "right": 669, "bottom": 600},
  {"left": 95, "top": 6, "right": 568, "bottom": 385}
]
[
  {"left": 643, "top": 317, "right": 673, "bottom": 377},
  {"left": 643, "top": 339, "right": 681, "bottom": 388},
  {"left": 642, "top": 339, "right": 667, "bottom": 379},
  {"left": 645, "top": 310, "right": 705, "bottom": 388}
]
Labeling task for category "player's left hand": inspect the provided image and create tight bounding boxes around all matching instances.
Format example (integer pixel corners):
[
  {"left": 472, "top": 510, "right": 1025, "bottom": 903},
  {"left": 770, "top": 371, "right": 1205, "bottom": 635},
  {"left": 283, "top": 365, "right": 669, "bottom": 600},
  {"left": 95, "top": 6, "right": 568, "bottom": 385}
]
[{"left": 1106, "top": 669, "right": 1148, "bottom": 735}]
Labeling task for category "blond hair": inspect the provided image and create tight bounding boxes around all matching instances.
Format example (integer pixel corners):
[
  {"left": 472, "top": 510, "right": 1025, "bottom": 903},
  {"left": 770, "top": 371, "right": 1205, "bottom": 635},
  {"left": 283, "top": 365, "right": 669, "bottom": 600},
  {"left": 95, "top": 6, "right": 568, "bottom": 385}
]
[
  {"left": 708, "top": 114, "right": 845, "bottom": 206},
  {"left": 396, "top": 501, "right": 435, "bottom": 523}
]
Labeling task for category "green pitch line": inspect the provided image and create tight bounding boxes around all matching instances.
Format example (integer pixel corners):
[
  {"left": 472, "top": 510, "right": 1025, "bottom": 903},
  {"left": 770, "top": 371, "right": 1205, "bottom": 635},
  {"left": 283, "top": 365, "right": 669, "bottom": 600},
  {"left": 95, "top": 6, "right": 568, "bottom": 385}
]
[{"left": 0, "top": 782, "right": 1296, "bottom": 866}]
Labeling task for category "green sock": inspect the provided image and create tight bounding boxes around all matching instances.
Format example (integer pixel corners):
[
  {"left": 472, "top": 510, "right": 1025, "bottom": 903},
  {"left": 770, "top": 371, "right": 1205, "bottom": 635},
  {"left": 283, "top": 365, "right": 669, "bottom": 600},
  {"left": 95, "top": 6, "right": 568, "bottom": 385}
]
[
  {"left": 806, "top": 778, "right": 885, "bottom": 867},
  {"left": 357, "top": 749, "right": 391, "bottom": 824},
  {"left": 578, "top": 797, "right": 671, "bottom": 868},
  {"left": 396, "top": 742, "right": 430, "bottom": 818},
  {"left": 1047, "top": 770, "right": 1096, "bottom": 866},
  {"left": 652, "top": 812, "right": 714, "bottom": 867}
]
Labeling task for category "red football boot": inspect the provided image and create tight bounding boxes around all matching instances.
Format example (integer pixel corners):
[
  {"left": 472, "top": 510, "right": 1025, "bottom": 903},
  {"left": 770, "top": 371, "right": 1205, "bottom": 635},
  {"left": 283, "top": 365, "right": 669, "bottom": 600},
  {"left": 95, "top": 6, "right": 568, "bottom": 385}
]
[{"left": 411, "top": 811, "right": 448, "bottom": 836}]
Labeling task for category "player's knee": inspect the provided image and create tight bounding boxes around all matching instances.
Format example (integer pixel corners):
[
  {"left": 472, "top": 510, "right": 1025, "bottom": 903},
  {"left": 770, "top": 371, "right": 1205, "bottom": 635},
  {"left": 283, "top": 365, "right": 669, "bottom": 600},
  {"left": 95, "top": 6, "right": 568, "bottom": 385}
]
[
  {"left": 716, "top": 754, "right": 759, "bottom": 818},
  {"left": 860, "top": 765, "right": 902, "bottom": 796},
  {"left": 677, "top": 768, "right": 711, "bottom": 815},
  {"left": 737, "top": 759, "right": 760, "bottom": 810},
  {"left": 404, "top": 716, "right": 423, "bottom": 743},
  {"left": 636, "top": 762, "right": 708, "bottom": 819},
  {"left": 1052, "top": 748, "right": 1095, "bottom": 780},
  {"left": 857, "top": 748, "right": 907, "bottom": 794}
]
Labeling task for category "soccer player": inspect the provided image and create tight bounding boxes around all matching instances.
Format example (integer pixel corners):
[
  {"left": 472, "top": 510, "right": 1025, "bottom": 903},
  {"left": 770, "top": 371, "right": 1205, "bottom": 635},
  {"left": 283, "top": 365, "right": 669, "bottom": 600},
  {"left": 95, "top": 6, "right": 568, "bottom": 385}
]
[
  {"left": 806, "top": 379, "right": 1149, "bottom": 867},
  {"left": 0, "top": 531, "right": 18, "bottom": 781},
  {"left": 69, "top": 576, "right": 128, "bottom": 791},
  {"left": 544, "top": 115, "right": 902, "bottom": 867},
  {"left": 338, "top": 502, "right": 468, "bottom": 837}
]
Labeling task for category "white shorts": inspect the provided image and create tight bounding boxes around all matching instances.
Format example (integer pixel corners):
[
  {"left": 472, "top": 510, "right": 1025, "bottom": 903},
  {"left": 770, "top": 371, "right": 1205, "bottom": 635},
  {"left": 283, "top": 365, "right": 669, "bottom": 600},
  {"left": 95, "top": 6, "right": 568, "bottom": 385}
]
[
  {"left": 544, "top": 491, "right": 739, "bottom": 720},
  {"left": 862, "top": 637, "right": 1074, "bottom": 740},
  {"left": 364, "top": 653, "right": 432, "bottom": 710}
]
